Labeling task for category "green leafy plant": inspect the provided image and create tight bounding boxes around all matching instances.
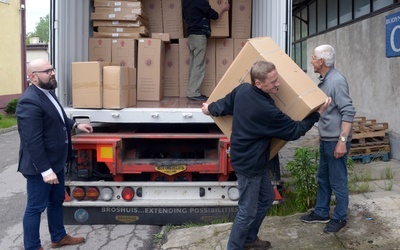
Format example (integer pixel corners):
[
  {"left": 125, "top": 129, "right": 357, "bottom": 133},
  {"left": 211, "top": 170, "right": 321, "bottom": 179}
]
[
  {"left": 285, "top": 147, "right": 319, "bottom": 212},
  {"left": 5, "top": 98, "right": 18, "bottom": 115}
]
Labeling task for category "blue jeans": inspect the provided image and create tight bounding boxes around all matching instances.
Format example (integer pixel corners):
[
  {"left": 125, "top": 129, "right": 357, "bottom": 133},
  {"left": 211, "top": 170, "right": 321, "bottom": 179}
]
[
  {"left": 227, "top": 168, "right": 275, "bottom": 250},
  {"left": 187, "top": 34, "right": 207, "bottom": 97},
  {"left": 315, "top": 141, "right": 350, "bottom": 221},
  {"left": 23, "top": 170, "right": 66, "bottom": 250}
]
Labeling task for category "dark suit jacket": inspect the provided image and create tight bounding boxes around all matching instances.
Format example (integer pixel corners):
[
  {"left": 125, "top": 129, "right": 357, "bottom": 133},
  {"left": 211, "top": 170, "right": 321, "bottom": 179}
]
[{"left": 16, "top": 85, "right": 75, "bottom": 175}]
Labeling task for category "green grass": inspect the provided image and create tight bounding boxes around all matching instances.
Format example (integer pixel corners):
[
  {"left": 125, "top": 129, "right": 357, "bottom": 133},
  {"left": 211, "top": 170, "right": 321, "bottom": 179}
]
[
  {"left": 0, "top": 115, "right": 17, "bottom": 129},
  {"left": 381, "top": 167, "right": 395, "bottom": 180},
  {"left": 268, "top": 188, "right": 301, "bottom": 216}
]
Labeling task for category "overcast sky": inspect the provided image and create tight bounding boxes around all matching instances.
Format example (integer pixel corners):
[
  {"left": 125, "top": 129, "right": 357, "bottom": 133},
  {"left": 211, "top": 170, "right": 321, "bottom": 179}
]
[{"left": 25, "top": 0, "right": 50, "bottom": 33}]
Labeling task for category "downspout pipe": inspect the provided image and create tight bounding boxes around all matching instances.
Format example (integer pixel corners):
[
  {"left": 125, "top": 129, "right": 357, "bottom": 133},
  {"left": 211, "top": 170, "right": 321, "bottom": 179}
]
[{"left": 21, "top": 0, "right": 28, "bottom": 91}]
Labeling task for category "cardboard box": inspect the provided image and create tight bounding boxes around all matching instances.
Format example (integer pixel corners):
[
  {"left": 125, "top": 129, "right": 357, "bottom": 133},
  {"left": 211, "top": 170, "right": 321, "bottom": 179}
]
[
  {"left": 201, "top": 39, "right": 216, "bottom": 97},
  {"left": 234, "top": 39, "right": 248, "bottom": 58},
  {"left": 94, "top": 0, "right": 142, "bottom": 8},
  {"left": 103, "top": 66, "right": 130, "bottom": 109},
  {"left": 94, "top": 7, "right": 148, "bottom": 18},
  {"left": 163, "top": 44, "right": 179, "bottom": 97},
  {"left": 88, "top": 38, "right": 112, "bottom": 62},
  {"left": 161, "top": 0, "right": 183, "bottom": 39},
  {"left": 98, "top": 26, "right": 149, "bottom": 36},
  {"left": 231, "top": 0, "right": 252, "bottom": 38},
  {"left": 90, "top": 12, "right": 145, "bottom": 21},
  {"left": 208, "top": 37, "right": 328, "bottom": 159},
  {"left": 215, "top": 38, "right": 234, "bottom": 84},
  {"left": 151, "top": 33, "right": 171, "bottom": 43},
  {"left": 93, "top": 20, "right": 146, "bottom": 28},
  {"left": 128, "top": 67, "right": 137, "bottom": 107},
  {"left": 143, "top": 0, "right": 163, "bottom": 33},
  {"left": 112, "top": 39, "right": 137, "bottom": 67},
  {"left": 137, "top": 38, "right": 165, "bottom": 101},
  {"left": 209, "top": 0, "right": 229, "bottom": 37},
  {"left": 93, "top": 32, "right": 142, "bottom": 39},
  {"left": 72, "top": 61, "right": 110, "bottom": 108},
  {"left": 179, "top": 38, "right": 190, "bottom": 97}
]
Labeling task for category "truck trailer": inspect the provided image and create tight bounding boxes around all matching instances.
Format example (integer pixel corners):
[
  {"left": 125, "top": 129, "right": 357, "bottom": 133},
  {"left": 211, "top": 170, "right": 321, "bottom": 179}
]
[{"left": 49, "top": 0, "right": 292, "bottom": 225}]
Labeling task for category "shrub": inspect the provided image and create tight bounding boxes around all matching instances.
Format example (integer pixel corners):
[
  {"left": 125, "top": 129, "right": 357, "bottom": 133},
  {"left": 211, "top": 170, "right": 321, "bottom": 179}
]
[
  {"left": 5, "top": 98, "right": 18, "bottom": 115},
  {"left": 285, "top": 147, "right": 319, "bottom": 212},
  {"left": 286, "top": 147, "right": 355, "bottom": 212},
  {"left": 0, "top": 113, "right": 3, "bottom": 120}
]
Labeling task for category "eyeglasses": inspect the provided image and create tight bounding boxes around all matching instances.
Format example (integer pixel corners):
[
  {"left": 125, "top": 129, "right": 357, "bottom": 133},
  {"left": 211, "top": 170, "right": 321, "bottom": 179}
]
[{"left": 32, "top": 68, "right": 56, "bottom": 74}]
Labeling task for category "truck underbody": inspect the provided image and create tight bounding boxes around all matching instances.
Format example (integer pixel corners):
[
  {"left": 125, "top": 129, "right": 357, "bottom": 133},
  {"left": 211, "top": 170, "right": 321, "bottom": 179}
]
[{"left": 63, "top": 99, "right": 283, "bottom": 225}]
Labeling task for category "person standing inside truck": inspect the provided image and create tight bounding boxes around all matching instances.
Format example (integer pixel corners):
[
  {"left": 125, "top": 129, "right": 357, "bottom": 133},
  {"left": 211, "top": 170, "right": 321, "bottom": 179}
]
[
  {"left": 201, "top": 60, "right": 331, "bottom": 250},
  {"left": 183, "top": 0, "right": 230, "bottom": 101},
  {"left": 301, "top": 45, "right": 356, "bottom": 233},
  {"left": 16, "top": 59, "right": 93, "bottom": 250}
]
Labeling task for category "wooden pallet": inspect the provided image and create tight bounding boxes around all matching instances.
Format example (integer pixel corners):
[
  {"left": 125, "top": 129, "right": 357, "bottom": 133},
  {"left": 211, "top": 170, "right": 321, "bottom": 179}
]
[
  {"left": 351, "top": 136, "right": 389, "bottom": 147},
  {"left": 352, "top": 116, "right": 388, "bottom": 139},
  {"left": 349, "top": 144, "right": 390, "bottom": 155},
  {"left": 350, "top": 117, "right": 391, "bottom": 163},
  {"left": 350, "top": 152, "right": 390, "bottom": 164}
]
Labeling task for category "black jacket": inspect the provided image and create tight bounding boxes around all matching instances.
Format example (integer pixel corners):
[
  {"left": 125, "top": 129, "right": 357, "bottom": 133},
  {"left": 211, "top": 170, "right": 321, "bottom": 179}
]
[
  {"left": 16, "top": 85, "right": 75, "bottom": 175},
  {"left": 182, "top": 0, "right": 219, "bottom": 37},
  {"left": 208, "top": 83, "right": 320, "bottom": 176}
]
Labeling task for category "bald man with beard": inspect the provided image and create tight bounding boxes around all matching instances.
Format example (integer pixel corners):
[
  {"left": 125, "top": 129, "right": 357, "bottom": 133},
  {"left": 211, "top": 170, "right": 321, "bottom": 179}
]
[{"left": 16, "top": 59, "right": 92, "bottom": 250}]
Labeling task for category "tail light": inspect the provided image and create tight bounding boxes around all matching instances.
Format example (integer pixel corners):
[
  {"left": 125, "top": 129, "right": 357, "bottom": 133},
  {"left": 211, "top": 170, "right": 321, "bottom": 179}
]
[
  {"left": 227, "top": 186, "right": 239, "bottom": 201},
  {"left": 121, "top": 187, "right": 135, "bottom": 201},
  {"left": 72, "top": 187, "right": 85, "bottom": 201},
  {"left": 86, "top": 187, "right": 100, "bottom": 201},
  {"left": 100, "top": 187, "right": 113, "bottom": 201}
]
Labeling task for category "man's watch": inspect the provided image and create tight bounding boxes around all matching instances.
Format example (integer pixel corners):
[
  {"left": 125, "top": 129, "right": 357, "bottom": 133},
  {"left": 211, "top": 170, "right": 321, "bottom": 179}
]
[
  {"left": 339, "top": 136, "right": 347, "bottom": 142},
  {"left": 73, "top": 122, "right": 80, "bottom": 129}
]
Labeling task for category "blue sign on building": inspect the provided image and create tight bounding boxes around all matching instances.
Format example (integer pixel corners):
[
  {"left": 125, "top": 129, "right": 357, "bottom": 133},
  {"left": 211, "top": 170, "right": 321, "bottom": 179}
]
[{"left": 386, "top": 12, "right": 400, "bottom": 57}]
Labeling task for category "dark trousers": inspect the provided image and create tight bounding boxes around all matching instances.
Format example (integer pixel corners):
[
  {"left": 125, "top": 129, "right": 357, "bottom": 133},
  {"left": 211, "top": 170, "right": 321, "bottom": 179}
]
[{"left": 23, "top": 170, "right": 66, "bottom": 250}]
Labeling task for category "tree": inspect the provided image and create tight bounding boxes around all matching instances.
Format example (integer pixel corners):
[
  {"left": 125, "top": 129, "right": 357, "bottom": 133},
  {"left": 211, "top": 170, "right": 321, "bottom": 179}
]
[{"left": 26, "top": 14, "right": 49, "bottom": 44}]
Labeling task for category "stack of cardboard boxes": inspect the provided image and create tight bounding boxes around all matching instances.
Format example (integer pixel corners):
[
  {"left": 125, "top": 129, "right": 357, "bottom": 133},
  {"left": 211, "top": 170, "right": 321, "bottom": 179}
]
[{"left": 72, "top": 0, "right": 252, "bottom": 108}]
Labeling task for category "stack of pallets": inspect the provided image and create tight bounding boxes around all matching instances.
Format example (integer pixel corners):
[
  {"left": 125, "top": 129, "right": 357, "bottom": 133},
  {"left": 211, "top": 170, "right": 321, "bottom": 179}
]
[{"left": 349, "top": 117, "right": 390, "bottom": 164}]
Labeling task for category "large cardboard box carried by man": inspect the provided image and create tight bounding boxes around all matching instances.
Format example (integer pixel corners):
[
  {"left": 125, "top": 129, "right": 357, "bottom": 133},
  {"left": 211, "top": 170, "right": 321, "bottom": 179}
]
[{"left": 208, "top": 37, "right": 327, "bottom": 159}]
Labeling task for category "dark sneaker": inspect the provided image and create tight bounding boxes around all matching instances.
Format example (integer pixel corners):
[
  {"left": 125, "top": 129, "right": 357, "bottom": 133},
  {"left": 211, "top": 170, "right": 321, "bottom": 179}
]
[
  {"left": 244, "top": 236, "right": 271, "bottom": 250},
  {"left": 323, "top": 219, "right": 347, "bottom": 233},
  {"left": 187, "top": 95, "right": 208, "bottom": 101},
  {"left": 301, "top": 211, "right": 330, "bottom": 223}
]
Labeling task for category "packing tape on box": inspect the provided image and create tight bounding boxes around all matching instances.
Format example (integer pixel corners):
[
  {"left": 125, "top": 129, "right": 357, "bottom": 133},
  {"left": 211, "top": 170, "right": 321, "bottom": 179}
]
[
  {"left": 279, "top": 86, "right": 321, "bottom": 114},
  {"left": 103, "top": 84, "right": 130, "bottom": 90},
  {"left": 73, "top": 82, "right": 99, "bottom": 88}
]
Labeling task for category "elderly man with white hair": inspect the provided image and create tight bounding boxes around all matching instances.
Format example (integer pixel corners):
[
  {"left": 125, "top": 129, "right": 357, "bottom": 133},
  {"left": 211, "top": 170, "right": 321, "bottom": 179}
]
[{"left": 301, "top": 45, "right": 356, "bottom": 233}]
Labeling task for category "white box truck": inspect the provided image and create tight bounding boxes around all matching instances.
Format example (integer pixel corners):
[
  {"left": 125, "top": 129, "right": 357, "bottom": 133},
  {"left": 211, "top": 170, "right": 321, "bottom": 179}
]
[{"left": 49, "top": 0, "right": 292, "bottom": 225}]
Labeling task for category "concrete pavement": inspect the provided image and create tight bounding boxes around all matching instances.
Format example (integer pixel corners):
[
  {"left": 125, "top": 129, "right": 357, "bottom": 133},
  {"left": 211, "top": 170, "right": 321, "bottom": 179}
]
[
  {"left": 159, "top": 127, "right": 400, "bottom": 249},
  {"left": 2, "top": 125, "right": 400, "bottom": 249}
]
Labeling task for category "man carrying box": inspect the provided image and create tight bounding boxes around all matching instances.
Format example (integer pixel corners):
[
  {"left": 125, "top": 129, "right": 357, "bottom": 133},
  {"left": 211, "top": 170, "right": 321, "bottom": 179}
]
[
  {"left": 183, "top": 0, "right": 230, "bottom": 101},
  {"left": 202, "top": 61, "right": 331, "bottom": 250}
]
